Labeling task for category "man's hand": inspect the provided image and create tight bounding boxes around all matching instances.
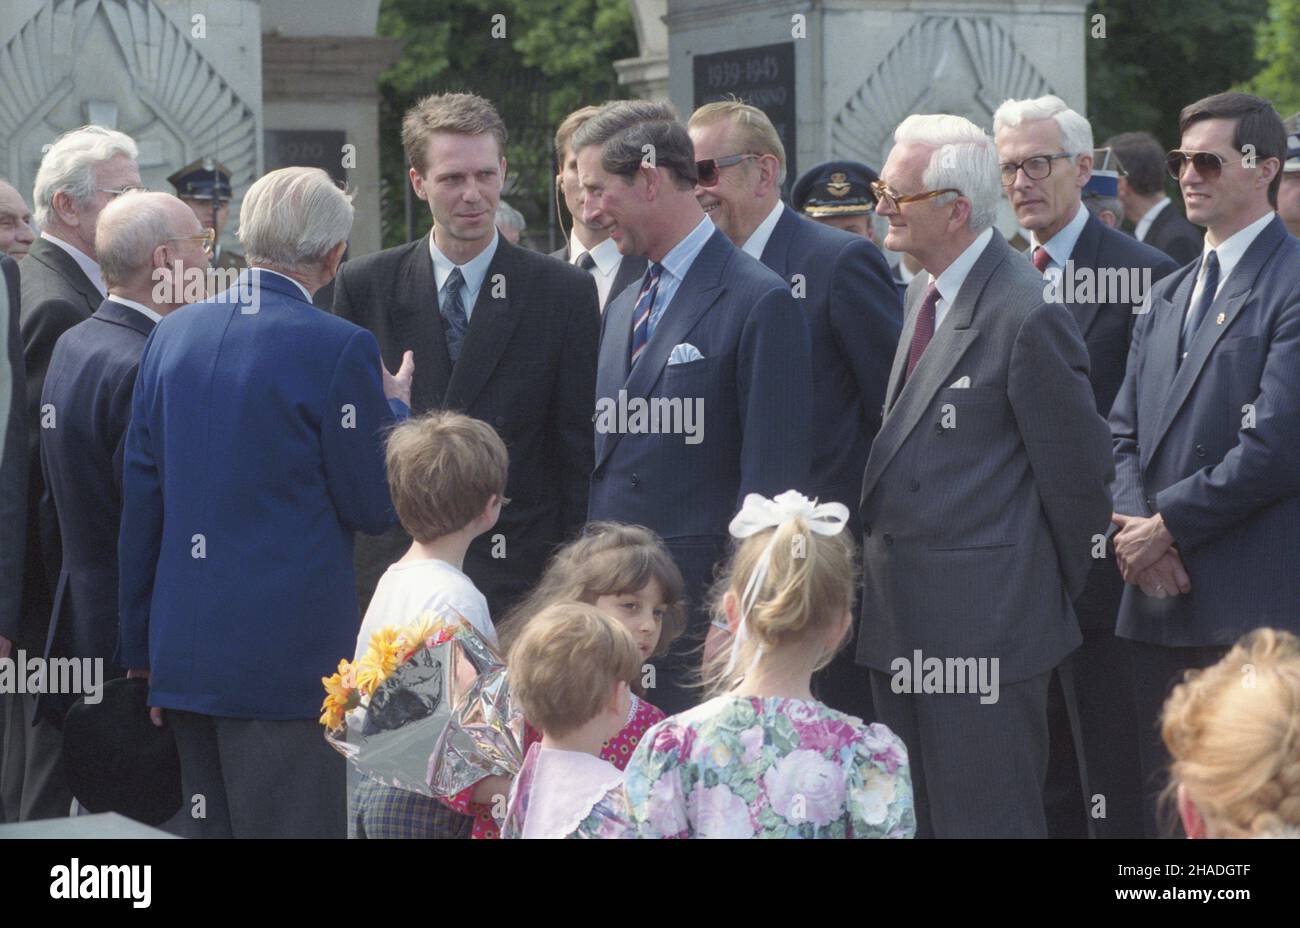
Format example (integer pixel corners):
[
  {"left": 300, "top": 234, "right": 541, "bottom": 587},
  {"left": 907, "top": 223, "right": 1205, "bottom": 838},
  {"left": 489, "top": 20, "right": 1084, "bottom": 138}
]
[
  {"left": 1134, "top": 549, "right": 1192, "bottom": 599},
  {"left": 126, "top": 668, "right": 164, "bottom": 728},
  {"left": 383, "top": 350, "right": 414, "bottom": 408},
  {"left": 1111, "top": 512, "right": 1175, "bottom": 581},
  {"left": 0, "top": 635, "right": 11, "bottom": 660}
]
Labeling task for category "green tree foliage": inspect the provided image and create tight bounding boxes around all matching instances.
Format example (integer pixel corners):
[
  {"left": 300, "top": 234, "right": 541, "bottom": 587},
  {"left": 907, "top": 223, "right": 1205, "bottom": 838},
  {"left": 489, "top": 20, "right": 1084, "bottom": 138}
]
[
  {"left": 375, "top": 0, "right": 639, "bottom": 248},
  {"left": 1239, "top": 0, "right": 1300, "bottom": 116}
]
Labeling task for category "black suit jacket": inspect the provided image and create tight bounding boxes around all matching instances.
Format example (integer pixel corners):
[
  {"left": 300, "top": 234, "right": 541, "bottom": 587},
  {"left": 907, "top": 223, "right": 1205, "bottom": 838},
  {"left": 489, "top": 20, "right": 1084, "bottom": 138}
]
[
  {"left": 550, "top": 243, "right": 647, "bottom": 311},
  {"left": 16, "top": 236, "right": 102, "bottom": 651},
  {"left": 759, "top": 205, "right": 901, "bottom": 521},
  {"left": 332, "top": 235, "right": 601, "bottom": 615},
  {"left": 1142, "top": 202, "right": 1203, "bottom": 268},
  {"left": 37, "top": 299, "right": 155, "bottom": 719},
  {"left": 0, "top": 255, "right": 25, "bottom": 643}
]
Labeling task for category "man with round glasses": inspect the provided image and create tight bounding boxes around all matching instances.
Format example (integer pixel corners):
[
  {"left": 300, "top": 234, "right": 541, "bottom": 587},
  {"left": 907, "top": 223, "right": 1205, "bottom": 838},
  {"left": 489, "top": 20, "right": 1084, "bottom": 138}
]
[{"left": 1108, "top": 91, "right": 1300, "bottom": 837}]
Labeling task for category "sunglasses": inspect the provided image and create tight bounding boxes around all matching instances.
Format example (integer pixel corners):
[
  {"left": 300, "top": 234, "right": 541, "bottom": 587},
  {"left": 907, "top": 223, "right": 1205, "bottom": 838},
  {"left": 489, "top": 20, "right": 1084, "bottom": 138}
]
[
  {"left": 869, "top": 179, "right": 962, "bottom": 212},
  {"left": 695, "top": 153, "right": 759, "bottom": 187},
  {"left": 1166, "top": 150, "right": 1227, "bottom": 181}
]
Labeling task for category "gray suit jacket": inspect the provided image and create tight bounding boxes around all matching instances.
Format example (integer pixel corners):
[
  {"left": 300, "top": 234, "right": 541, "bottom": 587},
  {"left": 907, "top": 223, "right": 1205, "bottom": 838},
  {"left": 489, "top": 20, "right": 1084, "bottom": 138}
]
[
  {"left": 0, "top": 255, "right": 25, "bottom": 641},
  {"left": 857, "top": 230, "right": 1115, "bottom": 683}
]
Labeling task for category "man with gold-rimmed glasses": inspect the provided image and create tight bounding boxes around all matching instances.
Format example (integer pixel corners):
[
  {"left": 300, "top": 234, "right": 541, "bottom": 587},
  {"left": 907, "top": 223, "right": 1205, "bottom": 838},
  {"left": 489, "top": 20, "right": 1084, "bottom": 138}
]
[
  {"left": 858, "top": 113, "right": 1113, "bottom": 839},
  {"left": 167, "top": 158, "right": 245, "bottom": 276}
]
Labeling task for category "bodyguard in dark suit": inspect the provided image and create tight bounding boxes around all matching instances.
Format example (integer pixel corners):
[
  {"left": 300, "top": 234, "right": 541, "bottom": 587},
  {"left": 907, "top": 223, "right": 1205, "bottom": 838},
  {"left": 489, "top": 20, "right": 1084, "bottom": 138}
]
[
  {"left": 5, "top": 126, "right": 141, "bottom": 822},
  {"left": 37, "top": 193, "right": 211, "bottom": 725},
  {"left": 333, "top": 93, "right": 599, "bottom": 618},
  {"left": 574, "top": 101, "right": 813, "bottom": 713},
  {"left": 689, "top": 106, "right": 902, "bottom": 722},
  {"left": 1106, "top": 131, "right": 1204, "bottom": 266},
  {"left": 0, "top": 255, "right": 25, "bottom": 825},
  {"left": 995, "top": 96, "right": 1179, "bottom": 839},
  {"left": 1108, "top": 93, "right": 1300, "bottom": 837},
  {"left": 862, "top": 115, "right": 1114, "bottom": 838}
]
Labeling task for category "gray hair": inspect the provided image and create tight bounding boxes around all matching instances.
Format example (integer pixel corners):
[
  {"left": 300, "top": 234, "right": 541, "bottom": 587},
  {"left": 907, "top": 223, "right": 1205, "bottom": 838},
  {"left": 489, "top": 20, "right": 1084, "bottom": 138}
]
[
  {"left": 96, "top": 191, "right": 186, "bottom": 288},
  {"left": 1083, "top": 195, "right": 1125, "bottom": 226},
  {"left": 570, "top": 100, "right": 698, "bottom": 189},
  {"left": 495, "top": 199, "right": 526, "bottom": 233},
  {"left": 237, "top": 167, "right": 353, "bottom": 269},
  {"left": 993, "top": 95, "right": 1095, "bottom": 159},
  {"left": 33, "top": 125, "right": 139, "bottom": 228},
  {"left": 893, "top": 114, "right": 1001, "bottom": 232}
]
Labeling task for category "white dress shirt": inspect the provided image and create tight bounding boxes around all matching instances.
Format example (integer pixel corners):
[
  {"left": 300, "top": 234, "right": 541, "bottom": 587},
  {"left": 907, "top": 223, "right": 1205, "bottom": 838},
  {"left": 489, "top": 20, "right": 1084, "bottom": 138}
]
[
  {"left": 646, "top": 215, "right": 715, "bottom": 339},
  {"left": 569, "top": 232, "right": 623, "bottom": 307},
  {"left": 430, "top": 229, "right": 500, "bottom": 322},
  {"left": 1185, "top": 210, "right": 1275, "bottom": 322},
  {"left": 1134, "top": 196, "right": 1171, "bottom": 243},
  {"left": 739, "top": 200, "right": 786, "bottom": 260},
  {"left": 41, "top": 231, "right": 106, "bottom": 297},
  {"left": 931, "top": 227, "right": 994, "bottom": 330},
  {"left": 106, "top": 293, "right": 162, "bottom": 324},
  {"left": 1030, "top": 201, "right": 1089, "bottom": 270},
  {"left": 253, "top": 267, "right": 313, "bottom": 303}
]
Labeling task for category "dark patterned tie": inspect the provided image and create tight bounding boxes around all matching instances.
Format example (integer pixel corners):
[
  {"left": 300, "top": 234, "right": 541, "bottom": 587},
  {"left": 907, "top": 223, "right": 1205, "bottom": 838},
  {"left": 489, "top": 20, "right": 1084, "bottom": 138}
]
[
  {"left": 577, "top": 251, "right": 596, "bottom": 272},
  {"left": 441, "top": 267, "right": 469, "bottom": 363},
  {"left": 1180, "top": 250, "right": 1220, "bottom": 359},
  {"left": 630, "top": 262, "right": 664, "bottom": 366},
  {"left": 904, "top": 283, "right": 941, "bottom": 384},
  {"left": 1031, "top": 246, "right": 1052, "bottom": 275}
]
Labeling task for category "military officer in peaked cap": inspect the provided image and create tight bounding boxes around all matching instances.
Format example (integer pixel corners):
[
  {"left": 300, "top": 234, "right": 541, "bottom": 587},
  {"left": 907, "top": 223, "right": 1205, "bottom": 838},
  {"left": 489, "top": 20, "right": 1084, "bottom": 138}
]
[{"left": 168, "top": 158, "right": 245, "bottom": 274}]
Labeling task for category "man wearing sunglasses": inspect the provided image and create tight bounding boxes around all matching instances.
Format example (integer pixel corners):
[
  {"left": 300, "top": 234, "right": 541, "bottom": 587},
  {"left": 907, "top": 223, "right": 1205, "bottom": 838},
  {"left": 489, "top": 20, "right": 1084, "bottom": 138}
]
[
  {"left": 575, "top": 100, "right": 813, "bottom": 714},
  {"left": 36, "top": 192, "right": 209, "bottom": 739},
  {"left": 687, "top": 101, "right": 901, "bottom": 724},
  {"left": 1108, "top": 92, "right": 1300, "bottom": 838},
  {"left": 859, "top": 114, "right": 1114, "bottom": 838},
  {"left": 993, "top": 95, "right": 1177, "bottom": 841},
  {"left": 3, "top": 125, "right": 140, "bottom": 825}
]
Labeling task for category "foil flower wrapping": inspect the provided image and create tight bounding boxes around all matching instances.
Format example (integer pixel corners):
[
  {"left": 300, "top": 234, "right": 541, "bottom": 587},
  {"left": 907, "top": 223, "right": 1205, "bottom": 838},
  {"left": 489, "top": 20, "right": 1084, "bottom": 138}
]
[{"left": 326, "top": 624, "right": 524, "bottom": 798}]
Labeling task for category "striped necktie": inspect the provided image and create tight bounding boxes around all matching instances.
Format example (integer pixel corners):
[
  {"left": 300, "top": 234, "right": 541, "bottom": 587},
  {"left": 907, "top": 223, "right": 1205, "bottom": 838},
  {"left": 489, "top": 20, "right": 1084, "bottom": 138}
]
[{"left": 629, "top": 262, "right": 664, "bottom": 366}]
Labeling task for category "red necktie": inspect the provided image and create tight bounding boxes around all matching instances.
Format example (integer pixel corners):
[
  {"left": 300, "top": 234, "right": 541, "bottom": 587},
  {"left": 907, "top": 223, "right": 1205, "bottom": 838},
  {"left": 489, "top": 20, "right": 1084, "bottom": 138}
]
[
  {"left": 904, "top": 283, "right": 940, "bottom": 383},
  {"left": 1031, "top": 246, "right": 1052, "bottom": 274}
]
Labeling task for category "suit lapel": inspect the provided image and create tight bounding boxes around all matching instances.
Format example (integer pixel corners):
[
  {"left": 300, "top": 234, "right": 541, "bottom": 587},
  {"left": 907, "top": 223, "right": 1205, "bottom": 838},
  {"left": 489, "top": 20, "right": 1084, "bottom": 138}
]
[
  {"left": 1136, "top": 266, "right": 1195, "bottom": 472},
  {"left": 885, "top": 274, "right": 928, "bottom": 411},
  {"left": 444, "top": 239, "right": 525, "bottom": 411},
  {"left": 595, "top": 278, "right": 642, "bottom": 467},
  {"left": 390, "top": 235, "right": 451, "bottom": 413},
  {"left": 758, "top": 204, "right": 797, "bottom": 278},
  {"left": 607, "top": 254, "right": 648, "bottom": 310},
  {"left": 862, "top": 234, "right": 1002, "bottom": 504},
  {"left": 30, "top": 237, "right": 102, "bottom": 313},
  {"left": 1061, "top": 214, "right": 1104, "bottom": 337}
]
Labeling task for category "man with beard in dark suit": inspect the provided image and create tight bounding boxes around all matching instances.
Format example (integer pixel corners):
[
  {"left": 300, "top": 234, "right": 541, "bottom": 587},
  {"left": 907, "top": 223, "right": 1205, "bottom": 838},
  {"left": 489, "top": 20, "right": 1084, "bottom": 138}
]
[
  {"left": 551, "top": 105, "right": 647, "bottom": 311},
  {"left": 333, "top": 93, "right": 600, "bottom": 618}
]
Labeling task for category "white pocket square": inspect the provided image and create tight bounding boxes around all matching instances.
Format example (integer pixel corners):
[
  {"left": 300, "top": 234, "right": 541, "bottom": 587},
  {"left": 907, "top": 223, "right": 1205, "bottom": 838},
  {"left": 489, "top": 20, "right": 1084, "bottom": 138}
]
[
  {"left": 667, "top": 343, "right": 705, "bottom": 365},
  {"left": 949, "top": 376, "right": 971, "bottom": 389}
]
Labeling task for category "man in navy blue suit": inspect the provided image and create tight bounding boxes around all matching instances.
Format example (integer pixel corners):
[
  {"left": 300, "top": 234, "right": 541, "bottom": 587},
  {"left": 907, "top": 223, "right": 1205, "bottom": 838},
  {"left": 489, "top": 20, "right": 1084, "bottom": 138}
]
[
  {"left": 573, "top": 100, "right": 814, "bottom": 713},
  {"left": 995, "top": 95, "right": 1179, "bottom": 839},
  {"left": 1108, "top": 92, "right": 1300, "bottom": 836},
  {"left": 38, "top": 192, "right": 211, "bottom": 727},
  {"left": 687, "top": 102, "right": 901, "bottom": 722},
  {"left": 118, "top": 168, "right": 414, "bottom": 838}
]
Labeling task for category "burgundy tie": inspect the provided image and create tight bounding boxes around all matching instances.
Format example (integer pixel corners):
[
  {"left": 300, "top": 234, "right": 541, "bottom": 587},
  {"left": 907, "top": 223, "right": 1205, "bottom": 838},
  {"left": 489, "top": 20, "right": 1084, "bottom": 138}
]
[
  {"left": 904, "top": 283, "right": 940, "bottom": 383},
  {"left": 1031, "top": 246, "right": 1052, "bottom": 274}
]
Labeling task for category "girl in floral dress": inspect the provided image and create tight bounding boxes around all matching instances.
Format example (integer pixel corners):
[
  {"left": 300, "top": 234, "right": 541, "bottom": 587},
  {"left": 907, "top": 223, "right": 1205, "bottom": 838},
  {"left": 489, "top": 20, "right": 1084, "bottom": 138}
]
[
  {"left": 624, "top": 491, "right": 916, "bottom": 839},
  {"left": 441, "top": 523, "right": 685, "bottom": 838},
  {"left": 499, "top": 603, "right": 645, "bottom": 838}
]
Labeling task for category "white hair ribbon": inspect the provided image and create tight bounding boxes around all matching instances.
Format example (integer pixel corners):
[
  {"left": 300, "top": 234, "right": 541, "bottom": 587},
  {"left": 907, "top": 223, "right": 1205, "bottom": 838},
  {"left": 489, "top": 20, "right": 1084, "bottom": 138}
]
[{"left": 724, "top": 490, "right": 850, "bottom": 676}]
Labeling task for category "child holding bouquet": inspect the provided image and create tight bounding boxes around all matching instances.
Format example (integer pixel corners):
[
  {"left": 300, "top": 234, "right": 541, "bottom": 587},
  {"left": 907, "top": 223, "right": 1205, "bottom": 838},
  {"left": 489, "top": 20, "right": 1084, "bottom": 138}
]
[
  {"left": 623, "top": 490, "right": 917, "bottom": 839},
  {"left": 441, "top": 522, "right": 685, "bottom": 838},
  {"left": 499, "top": 603, "right": 644, "bottom": 838}
]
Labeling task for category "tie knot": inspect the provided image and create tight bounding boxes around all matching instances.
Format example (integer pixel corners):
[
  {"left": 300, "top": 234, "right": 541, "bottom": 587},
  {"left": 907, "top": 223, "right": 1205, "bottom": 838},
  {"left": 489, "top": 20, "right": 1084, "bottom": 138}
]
[
  {"left": 648, "top": 261, "right": 664, "bottom": 282},
  {"left": 577, "top": 252, "right": 596, "bottom": 271},
  {"left": 1202, "top": 250, "right": 1220, "bottom": 275},
  {"left": 921, "top": 282, "right": 941, "bottom": 310},
  {"left": 1031, "top": 246, "right": 1052, "bottom": 274},
  {"left": 445, "top": 267, "right": 465, "bottom": 293}
]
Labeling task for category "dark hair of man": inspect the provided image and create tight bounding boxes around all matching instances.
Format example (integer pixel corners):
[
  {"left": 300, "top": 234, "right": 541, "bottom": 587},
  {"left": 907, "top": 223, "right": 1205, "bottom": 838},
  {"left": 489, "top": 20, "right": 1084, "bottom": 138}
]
[
  {"left": 569, "top": 100, "right": 698, "bottom": 190},
  {"left": 1178, "top": 92, "right": 1287, "bottom": 207},
  {"left": 1103, "top": 131, "right": 1167, "bottom": 197}
]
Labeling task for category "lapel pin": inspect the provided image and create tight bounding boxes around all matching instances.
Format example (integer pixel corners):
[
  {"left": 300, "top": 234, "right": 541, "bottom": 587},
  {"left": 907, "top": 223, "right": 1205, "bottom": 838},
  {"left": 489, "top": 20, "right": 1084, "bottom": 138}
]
[{"left": 1216, "top": 312, "right": 1226, "bottom": 325}]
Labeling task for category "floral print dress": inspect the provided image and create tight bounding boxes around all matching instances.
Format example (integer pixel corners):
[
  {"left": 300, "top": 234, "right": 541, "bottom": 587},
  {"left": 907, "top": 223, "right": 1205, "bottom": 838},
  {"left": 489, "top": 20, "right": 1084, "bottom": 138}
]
[{"left": 623, "top": 695, "right": 915, "bottom": 839}]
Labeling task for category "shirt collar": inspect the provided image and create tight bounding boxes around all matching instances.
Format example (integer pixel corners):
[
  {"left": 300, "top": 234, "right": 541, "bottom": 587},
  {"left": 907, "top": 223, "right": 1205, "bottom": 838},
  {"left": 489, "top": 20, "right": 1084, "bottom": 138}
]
[
  {"left": 658, "top": 215, "right": 714, "bottom": 282},
  {"left": 1031, "top": 200, "right": 1089, "bottom": 265},
  {"left": 252, "top": 267, "right": 313, "bottom": 303},
  {"left": 430, "top": 229, "right": 499, "bottom": 294},
  {"left": 41, "top": 231, "right": 106, "bottom": 297},
  {"left": 934, "top": 227, "right": 994, "bottom": 306},
  {"left": 1204, "top": 210, "right": 1275, "bottom": 282},
  {"left": 1134, "top": 197, "right": 1170, "bottom": 238},
  {"left": 106, "top": 293, "right": 162, "bottom": 323},
  {"left": 740, "top": 200, "right": 786, "bottom": 260},
  {"left": 570, "top": 231, "right": 621, "bottom": 276}
]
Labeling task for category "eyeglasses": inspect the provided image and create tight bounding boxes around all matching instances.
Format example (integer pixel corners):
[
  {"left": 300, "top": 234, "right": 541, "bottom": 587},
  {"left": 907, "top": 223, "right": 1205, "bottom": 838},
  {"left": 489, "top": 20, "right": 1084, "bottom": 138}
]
[
  {"left": 695, "top": 153, "right": 759, "bottom": 187},
  {"left": 998, "top": 153, "right": 1075, "bottom": 187},
  {"left": 1166, "top": 150, "right": 1228, "bottom": 181},
  {"left": 95, "top": 185, "right": 148, "bottom": 200},
  {"left": 168, "top": 228, "right": 216, "bottom": 256},
  {"left": 870, "top": 180, "right": 962, "bottom": 212}
]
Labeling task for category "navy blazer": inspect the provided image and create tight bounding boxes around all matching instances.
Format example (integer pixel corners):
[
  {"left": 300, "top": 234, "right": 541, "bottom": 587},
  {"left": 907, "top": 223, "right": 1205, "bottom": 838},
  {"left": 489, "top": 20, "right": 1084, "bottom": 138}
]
[
  {"left": 1110, "top": 215, "right": 1300, "bottom": 647},
  {"left": 37, "top": 299, "right": 155, "bottom": 719},
  {"left": 759, "top": 205, "right": 901, "bottom": 516},
  {"left": 118, "top": 271, "right": 404, "bottom": 719},
  {"left": 590, "top": 227, "right": 813, "bottom": 544},
  {"left": 1143, "top": 202, "right": 1203, "bottom": 268}
]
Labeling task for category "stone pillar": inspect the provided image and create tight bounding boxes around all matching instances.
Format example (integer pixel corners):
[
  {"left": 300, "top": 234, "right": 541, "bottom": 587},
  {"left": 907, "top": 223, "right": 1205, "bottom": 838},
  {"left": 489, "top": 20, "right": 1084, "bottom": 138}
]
[{"left": 616, "top": 0, "right": 671, "bottom": 102}]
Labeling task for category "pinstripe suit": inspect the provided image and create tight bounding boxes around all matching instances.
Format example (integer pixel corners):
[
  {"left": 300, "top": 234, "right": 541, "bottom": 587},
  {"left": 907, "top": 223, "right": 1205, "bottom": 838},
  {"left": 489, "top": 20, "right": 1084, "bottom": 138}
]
[{"left": 858, "top": 229, "right": 1114, "bottom": 837}]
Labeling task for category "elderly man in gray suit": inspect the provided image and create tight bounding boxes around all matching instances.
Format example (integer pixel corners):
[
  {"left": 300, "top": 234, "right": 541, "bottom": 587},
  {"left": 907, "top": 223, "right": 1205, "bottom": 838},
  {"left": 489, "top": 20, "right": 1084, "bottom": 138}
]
[{"left": 858, "top": 114, "right": 1114, "bottom": 838}]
